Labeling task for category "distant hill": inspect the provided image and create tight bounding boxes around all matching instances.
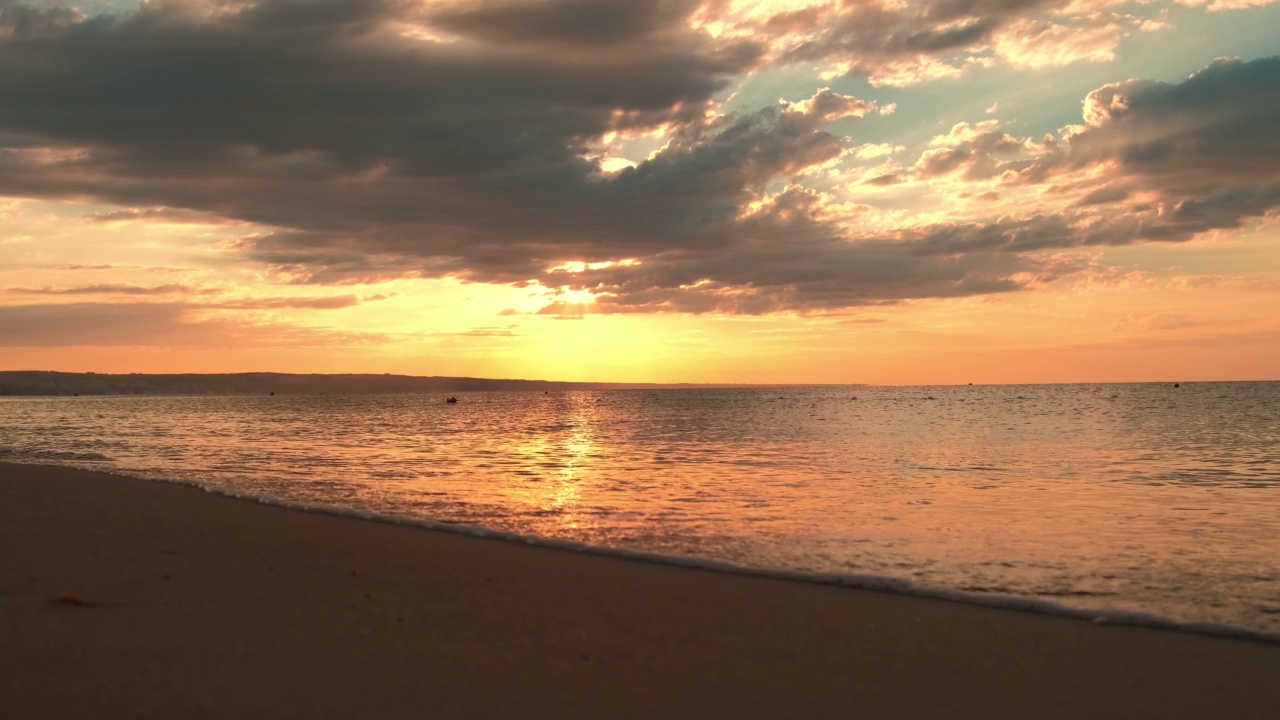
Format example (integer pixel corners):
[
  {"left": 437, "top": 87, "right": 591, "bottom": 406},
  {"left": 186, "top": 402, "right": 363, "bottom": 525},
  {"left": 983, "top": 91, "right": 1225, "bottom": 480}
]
[{"left": 0, "top": 371, "right": 671, "bottom": 396}]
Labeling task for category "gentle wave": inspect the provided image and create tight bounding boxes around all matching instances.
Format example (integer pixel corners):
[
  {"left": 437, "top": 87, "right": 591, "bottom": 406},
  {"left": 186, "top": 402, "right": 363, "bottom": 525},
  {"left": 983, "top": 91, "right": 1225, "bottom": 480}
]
[
  {"left": 1, "top": 446, "right": 113, "bottom": 462},
  {"left": 7, "top": 457, "right": 1279, "bottom": 646},
  {"left": 2, "top": 384, "right": 1278, "bottom": 637}
]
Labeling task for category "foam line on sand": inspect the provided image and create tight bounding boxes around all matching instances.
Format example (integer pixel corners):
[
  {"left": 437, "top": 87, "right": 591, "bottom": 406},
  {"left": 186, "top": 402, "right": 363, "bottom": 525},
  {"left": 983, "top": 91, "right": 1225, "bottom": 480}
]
[
  {"left": 3, "top": 462, "right": 1279, "bottom": 718},
  {"left": 55, "top": 459, "right": 1280, "bottom": 645}
]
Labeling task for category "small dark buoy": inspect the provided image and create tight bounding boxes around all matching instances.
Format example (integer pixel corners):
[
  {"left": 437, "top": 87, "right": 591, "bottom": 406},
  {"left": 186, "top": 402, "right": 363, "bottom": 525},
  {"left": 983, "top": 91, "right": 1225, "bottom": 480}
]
[
  {"left": 269, "top": 391, "right": 275, "bottom": 396},
  {"left": 1173, "top": 383, "right": 1180, "bottom": 389},
  {"left": 446, "top": 396, "right": 458, "bottom": 404}
]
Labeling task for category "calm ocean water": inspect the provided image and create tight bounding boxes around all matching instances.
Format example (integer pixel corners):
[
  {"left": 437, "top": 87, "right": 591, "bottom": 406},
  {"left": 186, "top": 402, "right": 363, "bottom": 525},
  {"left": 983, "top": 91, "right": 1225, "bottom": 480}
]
[{"left": 3, "top": 383, "right": 1278, "bottom": 637}]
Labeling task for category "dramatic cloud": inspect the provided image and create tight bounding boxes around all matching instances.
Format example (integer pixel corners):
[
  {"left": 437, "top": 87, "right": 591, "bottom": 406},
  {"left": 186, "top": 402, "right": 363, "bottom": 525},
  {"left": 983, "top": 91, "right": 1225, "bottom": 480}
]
[
  {"left": 0, "top": 0, "right": 763, "bottom": 277},
  {"left": 1065, "top": 57, "right": 1280, "bottom": 240},
  {"left": 897, "top": 56, "right": 1280, "bottom": 245},
  {"left": 1, "top": 1, "right": 1277, "bottom": 318},
  {"left": 428, "top": 0, "right": 697, "bottom": 47},
  {"left": 1070, "top": 57, "right": 1280, "bottom": 193},
  {"left": 0, "top": 0, "right": 82, "bottom": 38},
  {"left": 753, "top": 0, "right": 1162, "bottom": 84},
  {"left": 992, "top": 15, "right": 1134, "bottom": 69}
]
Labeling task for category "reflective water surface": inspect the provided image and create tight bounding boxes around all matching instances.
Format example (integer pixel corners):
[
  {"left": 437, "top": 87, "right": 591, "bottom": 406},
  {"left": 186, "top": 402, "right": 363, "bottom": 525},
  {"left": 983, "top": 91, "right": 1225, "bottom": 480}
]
[{"left": 3, "top": 382, "right": 1278, "bottom": 634}]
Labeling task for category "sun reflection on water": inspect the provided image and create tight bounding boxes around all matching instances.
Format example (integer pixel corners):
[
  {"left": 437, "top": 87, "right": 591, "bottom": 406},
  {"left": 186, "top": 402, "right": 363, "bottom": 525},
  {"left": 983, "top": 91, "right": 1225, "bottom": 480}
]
[{"left": 2, "top": 382, "right": 1278, "bottom": 633}]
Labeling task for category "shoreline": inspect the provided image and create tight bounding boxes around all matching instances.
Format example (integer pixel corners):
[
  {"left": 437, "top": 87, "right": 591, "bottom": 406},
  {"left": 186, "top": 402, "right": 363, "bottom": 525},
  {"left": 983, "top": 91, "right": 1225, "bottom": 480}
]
[
  {"left": 9, "top": 458, "right": 1276, "bottom": 646},
  {"left": 4, "top": 461, "right": 1279, "bottom": 717}
]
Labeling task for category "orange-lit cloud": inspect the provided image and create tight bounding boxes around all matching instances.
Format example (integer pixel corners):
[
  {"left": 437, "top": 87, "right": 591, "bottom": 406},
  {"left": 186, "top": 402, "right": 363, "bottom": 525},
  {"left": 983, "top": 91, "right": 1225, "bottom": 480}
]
[{"left": 1, "top": 0, "right": 1278, "bottom": 382}]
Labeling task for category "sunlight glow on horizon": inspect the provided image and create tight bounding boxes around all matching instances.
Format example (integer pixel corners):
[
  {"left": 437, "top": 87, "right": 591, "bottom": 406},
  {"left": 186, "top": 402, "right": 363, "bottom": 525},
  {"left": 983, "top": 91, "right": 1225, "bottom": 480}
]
[{"left": 1, "top": 0, "right": 1278, "bottom": 384}]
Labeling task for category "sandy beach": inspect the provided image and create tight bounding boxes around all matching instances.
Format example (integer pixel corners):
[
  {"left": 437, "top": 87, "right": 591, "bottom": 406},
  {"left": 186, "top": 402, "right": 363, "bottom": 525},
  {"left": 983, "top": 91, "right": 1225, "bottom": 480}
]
[{"left": 2, "top": 461, "right": 1277, "bottom": 718}]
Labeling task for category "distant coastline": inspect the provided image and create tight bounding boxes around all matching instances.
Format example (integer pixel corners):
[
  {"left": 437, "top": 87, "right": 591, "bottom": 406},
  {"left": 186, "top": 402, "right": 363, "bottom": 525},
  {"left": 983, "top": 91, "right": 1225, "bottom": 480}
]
[
  {"left": 3, "top": 372, "right": 1274, "bottom": 396},
  {"left": 0, "top": 371, "right": 756, "bottom": 396}
]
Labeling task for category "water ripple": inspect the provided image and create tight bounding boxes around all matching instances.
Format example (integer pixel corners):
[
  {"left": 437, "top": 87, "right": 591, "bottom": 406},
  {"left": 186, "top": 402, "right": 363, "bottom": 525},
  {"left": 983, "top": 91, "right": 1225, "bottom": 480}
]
[{"left": 1, "top": 381, "right": 1277, "bottom": 634}]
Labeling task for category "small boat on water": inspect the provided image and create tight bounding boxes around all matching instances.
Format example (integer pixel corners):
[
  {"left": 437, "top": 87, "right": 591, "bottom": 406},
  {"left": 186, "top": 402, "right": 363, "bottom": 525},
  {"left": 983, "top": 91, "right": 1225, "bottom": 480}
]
[{"left": 445, "top": 396, "right": 458, "bottom": 404}]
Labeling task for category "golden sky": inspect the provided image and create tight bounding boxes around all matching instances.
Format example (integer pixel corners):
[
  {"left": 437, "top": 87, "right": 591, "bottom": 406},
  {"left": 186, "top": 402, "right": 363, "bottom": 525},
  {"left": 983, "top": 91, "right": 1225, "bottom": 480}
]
[{"left": 2, "top": 0, "right": 1279, "bottom": 383}]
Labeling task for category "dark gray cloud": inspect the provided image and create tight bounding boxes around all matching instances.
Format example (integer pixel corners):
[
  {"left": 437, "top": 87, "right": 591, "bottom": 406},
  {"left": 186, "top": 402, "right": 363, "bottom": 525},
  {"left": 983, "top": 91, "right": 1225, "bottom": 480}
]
[
  {"left": 226, "top": 85, "right": 879, "bottom": 287},
  {"left": 430, "top": 0, "right": 694, "bottom": 47},
  {"left": 539, "top": 240, "right": 1056, "bottom": 315},
  {"left": 519, "top": 192, "right": 1086, "bottom": 315},
  {"left": 0, "top": 0, "right": 770, "bottom": 280},
  {"left": 1074, "top": 184, "right": 1132, "bottom": 207},
  {"left": 901, "top": 57, "right": 1280, "bottom": 246},
  {"left": 1068, "top": 57, "right": 1280, "bottom": 195},
  {"left": 2, "top": 2, "right": 1278, "bottom": 317},
  {"left": 0, "top": 0, "right": 80, "bottom": 38},
  {"left": 1048, "top": 58, "right": 1280, "bottom": 243}
]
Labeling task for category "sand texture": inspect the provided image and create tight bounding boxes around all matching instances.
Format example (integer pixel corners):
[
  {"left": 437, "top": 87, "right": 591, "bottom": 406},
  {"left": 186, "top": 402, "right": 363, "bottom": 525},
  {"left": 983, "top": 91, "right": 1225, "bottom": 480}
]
[{"left": 3, "top": 461, "right": 1278, "bottom": 718}]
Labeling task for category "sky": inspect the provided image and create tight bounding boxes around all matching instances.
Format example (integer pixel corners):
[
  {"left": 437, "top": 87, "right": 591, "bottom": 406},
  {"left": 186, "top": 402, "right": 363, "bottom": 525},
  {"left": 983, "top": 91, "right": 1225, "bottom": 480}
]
[{"left": 1, "top": 0, "right": 1278, "bottom": 385}]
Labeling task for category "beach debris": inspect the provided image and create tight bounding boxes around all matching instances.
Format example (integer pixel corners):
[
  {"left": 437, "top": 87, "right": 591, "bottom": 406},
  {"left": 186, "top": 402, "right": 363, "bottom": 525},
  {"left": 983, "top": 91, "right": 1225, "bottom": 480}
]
[{"left": 54, "top": 592, "right": 85, "bottom": 606}]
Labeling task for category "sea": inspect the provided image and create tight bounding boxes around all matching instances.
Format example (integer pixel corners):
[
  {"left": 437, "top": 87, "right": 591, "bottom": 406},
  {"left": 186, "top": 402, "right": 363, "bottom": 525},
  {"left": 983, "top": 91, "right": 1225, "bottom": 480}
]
[{"left": 3, "top": 382, "right": 1278, "bottom": 640}]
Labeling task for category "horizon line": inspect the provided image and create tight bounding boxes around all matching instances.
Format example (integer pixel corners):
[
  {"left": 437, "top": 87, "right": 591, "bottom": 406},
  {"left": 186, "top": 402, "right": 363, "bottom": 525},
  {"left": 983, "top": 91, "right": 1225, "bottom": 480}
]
[{"left": 1, "top": 369, "right": 1275, "bottom": 390}]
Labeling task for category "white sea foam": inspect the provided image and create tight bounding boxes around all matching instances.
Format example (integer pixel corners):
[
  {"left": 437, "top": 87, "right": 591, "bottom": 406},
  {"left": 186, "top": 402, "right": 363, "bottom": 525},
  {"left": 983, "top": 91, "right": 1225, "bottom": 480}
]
[
  {"left": 3, "top": 384, "right": 1279, "bottom": 639},
  {"left": 9, "top": 457, "right": 1278, "bottom": 646}
]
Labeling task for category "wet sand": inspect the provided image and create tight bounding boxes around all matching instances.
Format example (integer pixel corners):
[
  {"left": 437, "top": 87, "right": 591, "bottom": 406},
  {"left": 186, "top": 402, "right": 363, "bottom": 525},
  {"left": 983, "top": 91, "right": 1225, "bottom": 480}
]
[{"left": 2, "top": 461, "right": 1278, "bottom": 718}]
